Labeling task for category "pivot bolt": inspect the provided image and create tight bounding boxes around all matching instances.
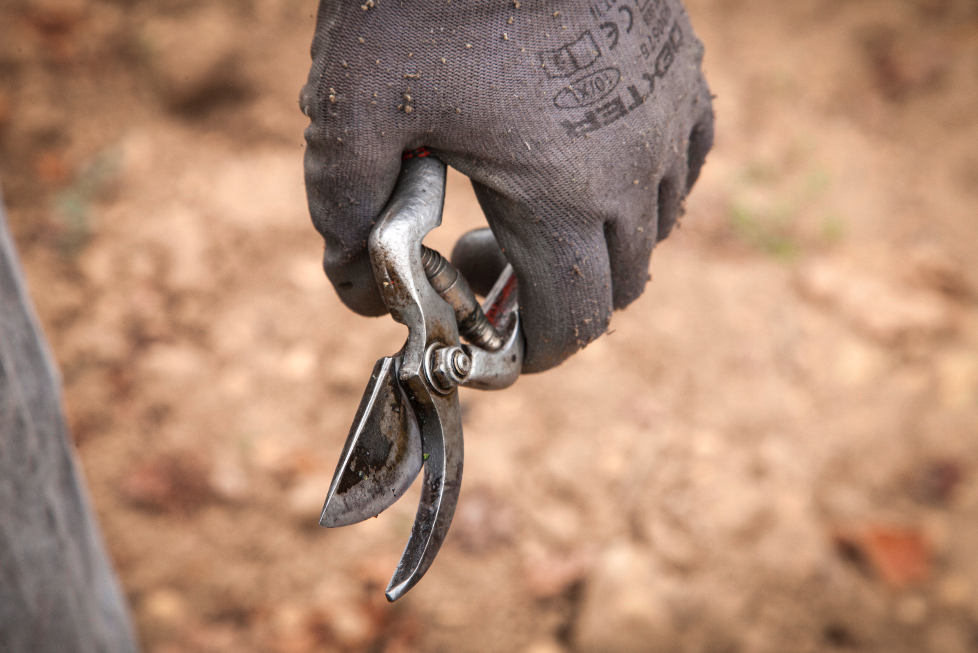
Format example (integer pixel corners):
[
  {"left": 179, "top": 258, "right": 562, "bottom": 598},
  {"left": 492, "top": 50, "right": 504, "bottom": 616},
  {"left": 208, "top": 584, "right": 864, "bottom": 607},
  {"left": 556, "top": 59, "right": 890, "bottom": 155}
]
[
  {"left": 452, "top": 348, "right": 472, "bottom": 377},
  {"left": 429, "top": 345, "right": 471, "bottom": 392}
]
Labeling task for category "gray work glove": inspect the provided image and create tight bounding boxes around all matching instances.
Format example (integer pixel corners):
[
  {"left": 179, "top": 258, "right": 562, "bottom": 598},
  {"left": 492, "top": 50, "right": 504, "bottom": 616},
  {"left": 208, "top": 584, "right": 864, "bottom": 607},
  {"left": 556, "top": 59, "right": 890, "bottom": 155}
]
[{"left": 302, "top": 0, "right": 713, "bottom": 373}]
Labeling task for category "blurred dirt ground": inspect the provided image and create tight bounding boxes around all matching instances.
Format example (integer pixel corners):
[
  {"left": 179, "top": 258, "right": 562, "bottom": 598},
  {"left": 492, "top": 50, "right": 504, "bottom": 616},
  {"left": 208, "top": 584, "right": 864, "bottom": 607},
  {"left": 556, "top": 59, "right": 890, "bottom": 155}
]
[{"left": 2, "top": 0, "right": 978, "bottom": 652}]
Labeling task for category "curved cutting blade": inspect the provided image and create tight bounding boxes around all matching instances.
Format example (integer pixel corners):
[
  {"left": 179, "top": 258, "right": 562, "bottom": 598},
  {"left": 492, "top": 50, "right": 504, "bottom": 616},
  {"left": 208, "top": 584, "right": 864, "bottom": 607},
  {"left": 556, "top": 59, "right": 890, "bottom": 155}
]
[
  {"left": 384, "top": 381, "right": 463, "bottom": 602},
  {"left": 320, "top": 356, "right": 422, "bottom": 527}
]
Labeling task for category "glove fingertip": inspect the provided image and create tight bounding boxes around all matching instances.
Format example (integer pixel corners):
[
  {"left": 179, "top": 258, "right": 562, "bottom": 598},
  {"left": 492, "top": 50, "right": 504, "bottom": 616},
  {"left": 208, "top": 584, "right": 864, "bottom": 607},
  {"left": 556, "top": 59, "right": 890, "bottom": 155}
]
[
  {"left": 450, "top": 228, "right": 508, "bottom": 297},
  {"left": 323, "top": 249, "right": 389, "bottom": 317}
]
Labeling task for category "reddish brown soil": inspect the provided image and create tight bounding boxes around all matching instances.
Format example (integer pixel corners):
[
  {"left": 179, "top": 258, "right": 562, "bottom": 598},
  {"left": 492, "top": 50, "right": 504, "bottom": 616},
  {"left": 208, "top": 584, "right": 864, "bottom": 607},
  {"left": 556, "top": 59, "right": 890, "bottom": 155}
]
[{"left": 2, "top": 1, "right": 977, "bottom": 652}]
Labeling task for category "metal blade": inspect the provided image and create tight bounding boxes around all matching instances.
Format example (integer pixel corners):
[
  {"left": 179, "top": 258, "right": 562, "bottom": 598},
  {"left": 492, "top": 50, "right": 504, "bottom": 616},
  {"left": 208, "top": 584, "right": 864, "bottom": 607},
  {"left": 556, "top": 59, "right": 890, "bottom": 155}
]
[
  {"left": 384, "top": 379, "right": 463, "bottom": 602},
  {"left": 320, "top": 356, "right": 422, "bottom": 528},
  {"left": 362, "top": 155, "right": 469, "bottom": 601}
]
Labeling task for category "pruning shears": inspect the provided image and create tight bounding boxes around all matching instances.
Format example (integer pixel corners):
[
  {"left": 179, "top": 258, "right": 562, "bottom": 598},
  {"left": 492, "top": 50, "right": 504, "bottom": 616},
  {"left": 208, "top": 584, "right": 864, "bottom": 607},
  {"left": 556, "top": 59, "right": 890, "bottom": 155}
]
[{"left": 319, "top": 153, "right": 523, "bottom": 601}]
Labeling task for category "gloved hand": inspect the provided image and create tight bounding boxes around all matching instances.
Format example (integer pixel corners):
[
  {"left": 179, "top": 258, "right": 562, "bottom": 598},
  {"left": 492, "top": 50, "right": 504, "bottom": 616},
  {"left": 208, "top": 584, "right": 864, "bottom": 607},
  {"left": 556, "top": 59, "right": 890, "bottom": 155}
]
[{"left": 302, "top": 0, "right": 713, "bottom": 373}]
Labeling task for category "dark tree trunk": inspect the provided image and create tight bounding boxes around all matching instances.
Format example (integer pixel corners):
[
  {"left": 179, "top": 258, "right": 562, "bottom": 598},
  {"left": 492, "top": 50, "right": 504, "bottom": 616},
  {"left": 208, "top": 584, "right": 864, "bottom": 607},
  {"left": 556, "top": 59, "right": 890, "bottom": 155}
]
[{"left": 0, "top": 190, "right": 139, "bottom": 653}]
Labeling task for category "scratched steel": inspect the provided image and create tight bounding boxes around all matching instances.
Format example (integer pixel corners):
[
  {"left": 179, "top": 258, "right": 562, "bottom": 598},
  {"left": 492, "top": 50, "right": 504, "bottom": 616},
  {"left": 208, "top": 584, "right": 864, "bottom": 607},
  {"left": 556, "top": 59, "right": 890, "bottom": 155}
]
[
  {"left": 321, "top": 155, "right": 524, "bottom": 602},
  {"left": 319, "top": 356, "right": 422, "bottom": 528}
]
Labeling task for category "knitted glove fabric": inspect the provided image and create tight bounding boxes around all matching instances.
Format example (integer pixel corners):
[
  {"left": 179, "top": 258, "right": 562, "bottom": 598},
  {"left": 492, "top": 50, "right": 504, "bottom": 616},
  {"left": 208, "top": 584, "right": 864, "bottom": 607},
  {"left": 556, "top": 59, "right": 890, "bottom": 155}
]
[{"left": 302, "top": 0, "right": 713, "bottom": 372}]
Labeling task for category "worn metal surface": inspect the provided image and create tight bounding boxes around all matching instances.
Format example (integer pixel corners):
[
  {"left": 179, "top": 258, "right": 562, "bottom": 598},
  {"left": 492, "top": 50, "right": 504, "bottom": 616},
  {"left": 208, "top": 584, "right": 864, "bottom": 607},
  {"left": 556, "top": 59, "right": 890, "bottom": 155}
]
[
  {"left": 421, "top": 246, "right": 503, "bottom": 352},
  {"left": 426, "top": 344, "right": 471, "bottom": 394},
  {"left": 319, "top": 357, "right": 422, "bottom": 527},
  {"left": 321, "top": 155, "right": 524, "bottom": 601},
  {"left": 461, "top": 265, "right": 522, "bottom": 391},
  {"left": 367, "top": 156, "right": 464, "bottom": 601}
]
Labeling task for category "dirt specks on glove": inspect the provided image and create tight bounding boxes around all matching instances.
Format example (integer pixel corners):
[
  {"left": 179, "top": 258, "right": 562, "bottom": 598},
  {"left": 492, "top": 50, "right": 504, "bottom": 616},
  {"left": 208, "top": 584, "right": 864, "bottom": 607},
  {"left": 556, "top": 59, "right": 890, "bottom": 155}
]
[{"left": 303, "top": 0, "right": 714, "bottom": 372}]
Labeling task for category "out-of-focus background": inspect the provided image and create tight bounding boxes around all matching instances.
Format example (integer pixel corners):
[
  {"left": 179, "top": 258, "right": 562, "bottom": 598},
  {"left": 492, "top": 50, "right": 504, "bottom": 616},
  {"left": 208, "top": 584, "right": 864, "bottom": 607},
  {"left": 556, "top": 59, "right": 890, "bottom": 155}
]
[{"left": 1, "top": 0, "right": 977, "bottom": 651}]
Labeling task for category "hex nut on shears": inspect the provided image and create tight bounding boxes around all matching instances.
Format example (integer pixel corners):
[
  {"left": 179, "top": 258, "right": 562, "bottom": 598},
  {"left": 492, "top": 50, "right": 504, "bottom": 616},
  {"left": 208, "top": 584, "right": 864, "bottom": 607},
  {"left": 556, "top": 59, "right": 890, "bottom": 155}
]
[{"left": 426, "top": 343, "right": 472, "bottom": 394}]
